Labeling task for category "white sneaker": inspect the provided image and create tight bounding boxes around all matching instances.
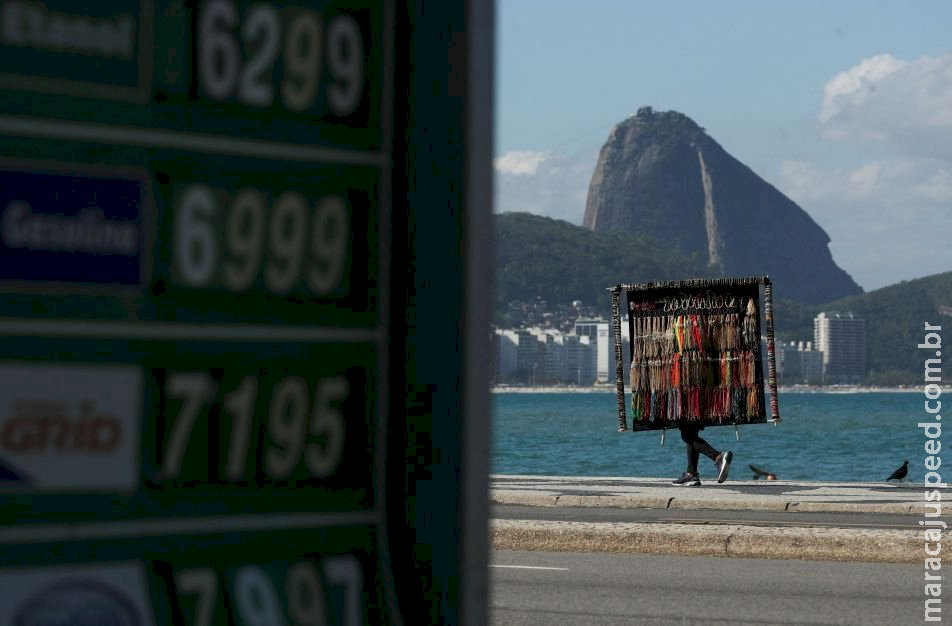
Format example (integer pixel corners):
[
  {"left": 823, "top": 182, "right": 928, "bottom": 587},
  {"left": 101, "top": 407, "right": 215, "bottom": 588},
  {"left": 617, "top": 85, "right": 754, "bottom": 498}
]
[{"left": 716, "top": 451, "right": 733, "bottom": 484}]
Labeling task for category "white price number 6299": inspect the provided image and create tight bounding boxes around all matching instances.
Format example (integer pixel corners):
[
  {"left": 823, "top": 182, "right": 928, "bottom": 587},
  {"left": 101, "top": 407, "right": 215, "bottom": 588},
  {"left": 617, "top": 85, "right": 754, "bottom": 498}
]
[{"left": 199, "top": 0, "right": 364, "bottom": 114}]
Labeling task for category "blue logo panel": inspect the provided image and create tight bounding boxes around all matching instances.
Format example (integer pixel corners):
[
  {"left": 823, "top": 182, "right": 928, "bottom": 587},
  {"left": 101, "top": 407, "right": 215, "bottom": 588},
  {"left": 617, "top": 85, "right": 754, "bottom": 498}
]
[{"left": 0, "top": 169, "right": 144, "bottom": 287}]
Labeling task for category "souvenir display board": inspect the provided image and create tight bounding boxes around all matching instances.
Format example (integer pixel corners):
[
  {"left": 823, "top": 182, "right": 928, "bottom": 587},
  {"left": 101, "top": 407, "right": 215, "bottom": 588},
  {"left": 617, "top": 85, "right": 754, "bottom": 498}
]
[{"left": 610, "top": 277, "right": 780, "bottom": 432}]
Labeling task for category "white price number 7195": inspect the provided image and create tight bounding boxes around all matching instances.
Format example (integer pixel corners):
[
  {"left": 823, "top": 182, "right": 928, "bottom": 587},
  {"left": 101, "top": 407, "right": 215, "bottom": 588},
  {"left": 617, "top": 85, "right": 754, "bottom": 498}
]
[{"left": 161, "top": 372, "right": 348, "bottom": 482}]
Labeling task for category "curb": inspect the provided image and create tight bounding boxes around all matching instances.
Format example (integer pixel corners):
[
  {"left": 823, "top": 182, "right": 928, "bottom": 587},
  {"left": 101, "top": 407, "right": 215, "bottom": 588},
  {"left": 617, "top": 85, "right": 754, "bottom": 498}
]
[
  {"left": 491, "top": 519, "right": 920, "bottom": 564},
  {"left": 490, "top": 492, "right": 922, "bottom": 515}
]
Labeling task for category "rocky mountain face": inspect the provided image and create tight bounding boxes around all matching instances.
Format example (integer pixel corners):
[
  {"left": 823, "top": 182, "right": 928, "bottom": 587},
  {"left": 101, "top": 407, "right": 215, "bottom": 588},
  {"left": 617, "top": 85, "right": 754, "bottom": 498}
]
[{"left": 583, "top": 107, "right": 862, "bottom": 304}]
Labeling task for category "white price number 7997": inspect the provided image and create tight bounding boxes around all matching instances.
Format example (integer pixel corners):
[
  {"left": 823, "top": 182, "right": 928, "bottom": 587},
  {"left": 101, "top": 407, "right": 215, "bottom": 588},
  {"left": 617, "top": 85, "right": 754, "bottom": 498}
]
[
  {"left": 175, "top": 557, "right": 363, "bottom": 626},
  {"left": 173, "top": 184, "right": 349, "bottom": 296},
  {"left": 199, "top": 0, "right": 364, "bottom": 114}
]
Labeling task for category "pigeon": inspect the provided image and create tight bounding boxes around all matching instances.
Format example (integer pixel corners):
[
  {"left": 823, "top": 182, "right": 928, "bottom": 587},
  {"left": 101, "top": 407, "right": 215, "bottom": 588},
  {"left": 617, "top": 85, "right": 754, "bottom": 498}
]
[
  {"left": 749, "top": 464, "right": 777, "bottom": 481},
  {"left": 886, "top": 460, "right": 909, "bottom": 482}
]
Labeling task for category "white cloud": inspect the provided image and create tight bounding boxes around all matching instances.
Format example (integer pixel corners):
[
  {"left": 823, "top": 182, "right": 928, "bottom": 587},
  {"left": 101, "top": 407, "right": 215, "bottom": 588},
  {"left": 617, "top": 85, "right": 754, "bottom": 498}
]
[
  {"left": 846, "top": 162, "right": 882, "bottom": 194},
  {"left": 493, "top": 150, "right": 551, "bottom": 175},
  {"left": 493, "top": 145, "right": 599, "bottom": 223},
  {"left": 776, "top": 157, "right": 952, "bottom": 290},
  {"left": 913, "top": 169, "right": 952, "bottom": 202},
  {"left": 819, "top": 54, "right": 905, "bottom": 128},
  {"left": 819, "top": 53, "right": 952, "bottom": 157},
  {"left": 777, "top": 52, "right": 952, "bottom": 290}
]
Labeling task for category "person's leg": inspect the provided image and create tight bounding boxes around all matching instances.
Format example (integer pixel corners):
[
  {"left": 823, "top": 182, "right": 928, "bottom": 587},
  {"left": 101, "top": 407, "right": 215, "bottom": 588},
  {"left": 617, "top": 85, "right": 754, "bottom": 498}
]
[
  {"left": 680, "top": 425, "right": 702, "bottom": 474},
  {"left": 687, "top": 446, "right": 700, "bottom": 475},
  {"left": 674, "top": 424, "right": 702, "bottom": 485},
  {"left": 692, "top": 432, "right": 719, "bottom": 465},
  {"left": 692, "top": 429, "right": 734, "bottom": 483},
  {"left": 680, "top": 424, "right": 717, "bottom": 470},
  {"left": 680, "top": 424, "right": 733, "bottom": 483},
  {"left": 681, "top": 430, "right": 701, "bottom": 476}
]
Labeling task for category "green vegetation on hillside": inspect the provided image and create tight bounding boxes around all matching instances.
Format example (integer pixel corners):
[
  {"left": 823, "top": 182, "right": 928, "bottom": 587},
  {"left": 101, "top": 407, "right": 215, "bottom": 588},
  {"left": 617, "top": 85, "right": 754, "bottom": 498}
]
[
  {"left": 772, "top": 272, "right": 952, "bottom": 384},
  {"left": 494, "top": 212, "right": 952, "bottom": 384},
  {"left": 494, "top": 211, "right": 715, "bottom": 312}
]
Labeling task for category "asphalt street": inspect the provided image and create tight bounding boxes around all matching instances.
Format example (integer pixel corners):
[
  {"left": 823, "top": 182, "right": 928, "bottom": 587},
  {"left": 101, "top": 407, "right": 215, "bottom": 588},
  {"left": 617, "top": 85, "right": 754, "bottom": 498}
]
[{"left": 490, "top": 550, "right": 925, "bottom": 626}]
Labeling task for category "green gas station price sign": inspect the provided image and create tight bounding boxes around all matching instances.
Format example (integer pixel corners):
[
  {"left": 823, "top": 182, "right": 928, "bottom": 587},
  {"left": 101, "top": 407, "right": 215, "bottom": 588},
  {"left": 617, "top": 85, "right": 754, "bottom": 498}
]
[
  {"left": 0, "top": 526, "right": 386, "bottom": 625},
  {"left": 151, "top": 0, "right": 385, "bottom": 150},
  {"left": 0, "top": 0, "right": 396, "bottom": 623},
  {"left": 150, "top": 156, "right": 380, "bottom": 326},
  {"left": 0, "top": 0, "right": 385, "bottom": 150},
  {"left": 0, "top": 0, "right": 491, "bottom": 623}
]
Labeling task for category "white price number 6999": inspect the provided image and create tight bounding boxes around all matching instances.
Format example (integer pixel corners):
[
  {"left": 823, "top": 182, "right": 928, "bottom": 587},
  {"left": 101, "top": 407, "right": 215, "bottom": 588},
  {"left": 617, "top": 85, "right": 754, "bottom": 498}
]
[
  {"left": 173, "top": 184, "right": 349, "bottom": 296},
  {"left": 199, "top": 0, "right": 364, "bottom": 115}
]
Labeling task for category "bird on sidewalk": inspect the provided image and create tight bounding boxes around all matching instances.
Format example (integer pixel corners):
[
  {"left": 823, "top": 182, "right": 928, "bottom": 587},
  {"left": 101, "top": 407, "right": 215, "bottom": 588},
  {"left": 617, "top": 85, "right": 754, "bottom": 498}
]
[
  {"left": 749, "top": 464, "right": 777, "bottom": 480},
  {"left": 886, "top": 460, "right": 908, "bottom": 482}
]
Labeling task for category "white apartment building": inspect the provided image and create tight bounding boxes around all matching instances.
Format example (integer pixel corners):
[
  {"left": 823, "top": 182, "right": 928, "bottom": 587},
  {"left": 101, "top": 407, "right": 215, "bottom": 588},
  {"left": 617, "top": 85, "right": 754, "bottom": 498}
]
[
  {"left": 539, "top": 330, "right": 564, "bottom": 382},
  {"left": 814, "top": 312, "right": 866, "bottom": 384},
  {"left": 563, "top": 334, "right": 595, "bottom": 385},
  {"left": 574, "top": 319, "right": 630, "bottom": 384},
  {"left": 514, "top": 328, "right": 540, "bottom": 377},
  {"left": 492, "top": 327, "right": 597, "bottom": 385},
  {"left": 799, "top": 346, "right": 824, "bottom": 385},
  {"left": 575, "top": 320, "right": 610, "bottom": 383},
  {"left": 776, "top": 340, "right": 824, "bottom": 385},
  {"left": 493, "top": 330, "right": 519, "bottom": 380}
]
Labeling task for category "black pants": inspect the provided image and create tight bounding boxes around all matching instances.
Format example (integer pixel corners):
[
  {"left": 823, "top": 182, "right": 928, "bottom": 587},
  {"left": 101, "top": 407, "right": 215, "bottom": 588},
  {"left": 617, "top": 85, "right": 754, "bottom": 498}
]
[{"left": 679, "top": 423, "right": 719, "bottom": 475}]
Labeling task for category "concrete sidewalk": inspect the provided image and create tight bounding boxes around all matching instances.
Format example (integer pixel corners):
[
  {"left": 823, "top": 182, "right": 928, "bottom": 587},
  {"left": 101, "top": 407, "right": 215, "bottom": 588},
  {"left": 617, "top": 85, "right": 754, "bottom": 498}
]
[
  {"left": 490, "top": 474, "right": 931, "bottom": 514},
  {"left": 489, "top": 475, "right": 940, "bottom": 563}
]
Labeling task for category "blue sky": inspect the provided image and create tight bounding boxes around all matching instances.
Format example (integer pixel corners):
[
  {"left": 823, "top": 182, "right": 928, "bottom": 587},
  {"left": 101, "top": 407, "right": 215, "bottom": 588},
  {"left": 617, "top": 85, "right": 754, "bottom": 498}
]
[{"left": 494, "top": 0, "right": 952, "bottom": 292}]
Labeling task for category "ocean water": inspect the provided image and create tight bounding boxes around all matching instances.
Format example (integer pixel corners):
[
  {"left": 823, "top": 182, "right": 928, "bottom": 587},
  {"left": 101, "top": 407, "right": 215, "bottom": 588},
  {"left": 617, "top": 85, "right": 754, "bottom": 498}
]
[{"left": 491, "top": 391, "right": 935, "bottom": 483}]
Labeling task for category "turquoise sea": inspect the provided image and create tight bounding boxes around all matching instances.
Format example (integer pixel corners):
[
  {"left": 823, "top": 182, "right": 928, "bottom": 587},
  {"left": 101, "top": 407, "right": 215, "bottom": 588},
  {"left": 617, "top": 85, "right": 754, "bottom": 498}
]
[{"left": 491, "top": 391, "right": 937, "bottom": 483}]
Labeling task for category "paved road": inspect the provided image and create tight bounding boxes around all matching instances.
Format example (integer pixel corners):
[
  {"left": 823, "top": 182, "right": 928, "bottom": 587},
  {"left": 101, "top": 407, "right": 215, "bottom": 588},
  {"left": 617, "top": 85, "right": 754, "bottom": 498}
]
[{"left": 489, "top": 550, "right": 926, "bottom": 625}]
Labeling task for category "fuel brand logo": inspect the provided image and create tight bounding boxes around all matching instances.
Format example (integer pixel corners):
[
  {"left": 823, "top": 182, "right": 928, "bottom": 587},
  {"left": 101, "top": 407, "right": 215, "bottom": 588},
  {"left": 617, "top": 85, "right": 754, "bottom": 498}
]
[
  {"left": 0, "top": 362, "right": 142, "bottom": 492},
  {"left": 1, "top": 399, "right": 123, "bottom": 454}
]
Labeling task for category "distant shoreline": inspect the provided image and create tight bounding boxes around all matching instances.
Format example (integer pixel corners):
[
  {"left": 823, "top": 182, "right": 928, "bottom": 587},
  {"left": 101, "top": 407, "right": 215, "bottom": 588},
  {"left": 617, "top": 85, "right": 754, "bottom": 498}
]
[{"left": 491, "top": 385, "right": 946, "bottom": 394}]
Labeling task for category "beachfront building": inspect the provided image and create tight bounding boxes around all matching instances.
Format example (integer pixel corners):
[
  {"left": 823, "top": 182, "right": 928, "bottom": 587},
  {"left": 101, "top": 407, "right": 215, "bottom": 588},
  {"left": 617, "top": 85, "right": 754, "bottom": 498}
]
[
  {"left": 799, "top": 345, "right": 824, "bottom": 385},
  {"left": 814, "top": 312, "right": 866, "bottom": 385},
  {"left": 539, "top": 330, "right": 564, "bottom": 383},
  {"left": 776, "top": 340, "right": 824, "bottom": 385},
  {"left": 491, "top": 330, "right": 519, "bottom": 384},
  {"left": 538, "top": 329, "right": 597, "bottom": 385},
  {"left": 491, "top": 327, "right": 597, "bottom": 386},
  {"left": 509, "top": 328, "right": 540, "bottom": 384},
  {"left": 574, "top": 319, "right": 630, "bottom": 384},
  {"left": 564, "top": 334, "right": 596, "bottom": 386},
  {"left": 574, "top": 320, "right": 610, "bottom": 383}
]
